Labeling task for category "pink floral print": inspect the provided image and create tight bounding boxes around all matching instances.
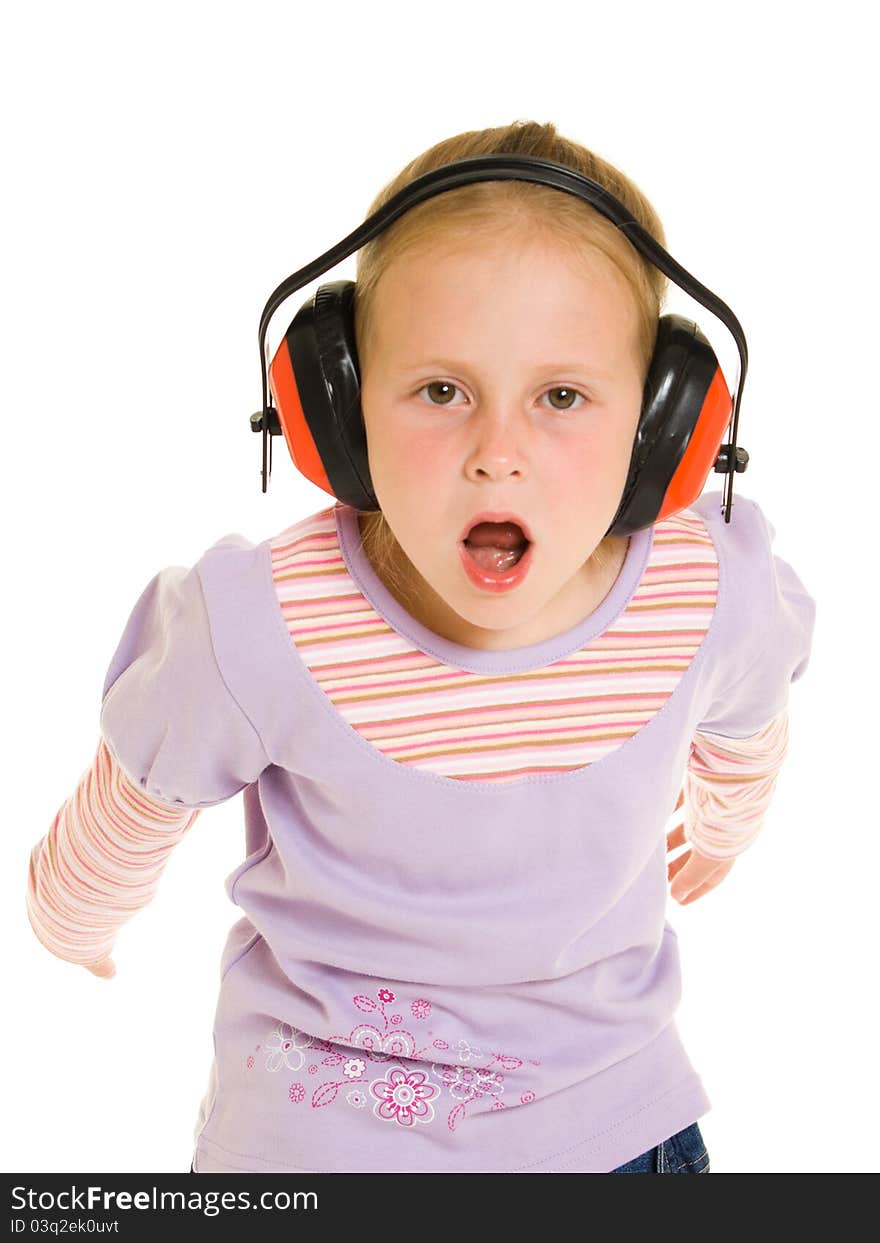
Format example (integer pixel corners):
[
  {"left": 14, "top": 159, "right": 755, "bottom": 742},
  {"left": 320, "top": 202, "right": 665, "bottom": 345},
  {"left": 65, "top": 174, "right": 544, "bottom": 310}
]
[
  {"left": 260, "top": 984, "right": 536, "bottom": 1134},
  {"left": 370, "top": 1066, "right": 439, "bottom": 1127}
]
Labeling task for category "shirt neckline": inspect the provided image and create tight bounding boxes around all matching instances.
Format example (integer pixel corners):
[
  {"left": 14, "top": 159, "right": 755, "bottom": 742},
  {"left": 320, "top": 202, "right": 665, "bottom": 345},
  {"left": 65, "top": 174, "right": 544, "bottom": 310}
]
[{"left": 334, "top": 503, "right": 654, "bottom": 674}]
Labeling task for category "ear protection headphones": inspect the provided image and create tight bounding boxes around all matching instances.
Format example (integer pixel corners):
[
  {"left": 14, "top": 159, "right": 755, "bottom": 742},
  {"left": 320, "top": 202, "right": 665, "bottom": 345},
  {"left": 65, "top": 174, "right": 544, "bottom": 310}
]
[{"left": 250, "top": 154, "right": 749, "bottom": 535}]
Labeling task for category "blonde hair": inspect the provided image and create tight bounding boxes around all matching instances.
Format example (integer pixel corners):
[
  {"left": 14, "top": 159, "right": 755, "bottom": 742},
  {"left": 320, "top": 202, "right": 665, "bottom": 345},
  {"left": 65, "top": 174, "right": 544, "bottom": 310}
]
[{"left": 352, "top": 119, "right": 669, "bottom": 613}]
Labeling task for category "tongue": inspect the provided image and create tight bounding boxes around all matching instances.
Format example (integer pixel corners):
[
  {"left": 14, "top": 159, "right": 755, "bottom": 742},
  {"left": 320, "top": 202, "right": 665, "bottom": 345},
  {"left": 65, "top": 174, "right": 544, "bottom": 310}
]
[
  {"left": 467, "top": 545, "right": 523, "bottom": 572},
  {"left": 464, "top": 522, "right": 527, "bottom": 573}
]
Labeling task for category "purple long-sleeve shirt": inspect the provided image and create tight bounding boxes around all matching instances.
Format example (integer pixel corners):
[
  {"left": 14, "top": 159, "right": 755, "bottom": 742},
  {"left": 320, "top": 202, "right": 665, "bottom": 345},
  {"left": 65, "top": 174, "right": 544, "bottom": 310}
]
[{"left": 94, "top": 489, "right": 816, "bottom": 1172}]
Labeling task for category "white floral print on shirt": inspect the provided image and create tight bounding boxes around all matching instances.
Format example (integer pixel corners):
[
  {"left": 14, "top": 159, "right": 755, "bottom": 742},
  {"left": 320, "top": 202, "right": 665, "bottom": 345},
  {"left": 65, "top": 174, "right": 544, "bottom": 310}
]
[{"left": 264, "top": 1022, "right": 315, "bottom": 1072}]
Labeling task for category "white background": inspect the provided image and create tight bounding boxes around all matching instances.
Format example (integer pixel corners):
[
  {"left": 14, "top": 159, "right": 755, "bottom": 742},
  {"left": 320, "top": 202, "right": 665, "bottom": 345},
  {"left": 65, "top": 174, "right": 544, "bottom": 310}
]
[{"left": 3, "top": 0, "right": 876, "bottom": 1175}]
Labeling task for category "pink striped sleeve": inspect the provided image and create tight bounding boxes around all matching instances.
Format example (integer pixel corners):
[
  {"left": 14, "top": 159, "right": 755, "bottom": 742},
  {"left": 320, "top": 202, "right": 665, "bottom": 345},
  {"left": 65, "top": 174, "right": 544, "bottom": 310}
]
[
  {"left": 683, "top": 708, "right": 790, "bottom": 860},
  {"left": 26, "top": 737, "right": 200, "bottom": 967}
]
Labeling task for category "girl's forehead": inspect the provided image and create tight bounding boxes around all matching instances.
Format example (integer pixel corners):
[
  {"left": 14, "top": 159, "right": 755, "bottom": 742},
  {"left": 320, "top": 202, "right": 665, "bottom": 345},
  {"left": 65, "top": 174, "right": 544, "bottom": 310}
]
[
  {"left": 379, "top": 228, "right": 616, "bottom": 287},
  {"left": 369, "top": 232, "right": 639, "bottom": 349}
]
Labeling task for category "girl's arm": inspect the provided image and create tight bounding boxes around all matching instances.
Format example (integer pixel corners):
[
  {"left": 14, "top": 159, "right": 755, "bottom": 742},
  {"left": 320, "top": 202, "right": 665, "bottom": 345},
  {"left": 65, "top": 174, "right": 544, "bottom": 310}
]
[
  {"left": 26, "top": 737, "right": 199, "bottom": 973},
  {"left": 682, "top": 707, "right": 790, "bottom": 860},
  {"left": 28, "top": 541, "right": 271, "bottom": 975},
  {"left": 671, "top": 495, "right": 817, "bottom": 882}
]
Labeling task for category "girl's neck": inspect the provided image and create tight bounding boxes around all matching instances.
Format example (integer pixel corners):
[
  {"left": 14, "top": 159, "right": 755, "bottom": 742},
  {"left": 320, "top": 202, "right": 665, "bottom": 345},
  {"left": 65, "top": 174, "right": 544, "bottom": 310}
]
[{"left": 356, "top": 513, "right": 631, "bottom": 652}]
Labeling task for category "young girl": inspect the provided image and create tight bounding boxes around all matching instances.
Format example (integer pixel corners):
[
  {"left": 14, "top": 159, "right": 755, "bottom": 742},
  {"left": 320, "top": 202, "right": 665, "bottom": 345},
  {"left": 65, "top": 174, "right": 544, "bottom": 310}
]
[{"left": 25, "top": 120, "right": 816, "bottom": 1174}]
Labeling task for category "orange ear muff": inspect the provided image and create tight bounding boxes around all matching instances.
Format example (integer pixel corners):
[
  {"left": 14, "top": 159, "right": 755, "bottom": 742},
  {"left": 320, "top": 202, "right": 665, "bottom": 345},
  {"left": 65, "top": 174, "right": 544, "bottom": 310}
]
[
  {"left": 265, "top": 340, "right": 335, "bottom": 499},
  {"left": 656, "top": 364, "right": 732, "bottom": 522},
  {"left": 269, "top": 333, "right": 334, "bottom": 497},
  {"left": 606, "top": 315, "right": 733, "bottom": 536},
  {"left": 268, "top": 280, "right": 377, "bottom": 511}
]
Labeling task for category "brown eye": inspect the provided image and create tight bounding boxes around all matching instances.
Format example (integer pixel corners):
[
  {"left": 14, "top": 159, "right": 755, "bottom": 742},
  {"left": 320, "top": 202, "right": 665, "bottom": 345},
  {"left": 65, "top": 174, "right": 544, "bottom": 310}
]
[
  {"left": 423, "top": 381, "right": 459, "bottom": 405},
  {"left": 545, "top": 386, "right": 584, "bottom": 411}
]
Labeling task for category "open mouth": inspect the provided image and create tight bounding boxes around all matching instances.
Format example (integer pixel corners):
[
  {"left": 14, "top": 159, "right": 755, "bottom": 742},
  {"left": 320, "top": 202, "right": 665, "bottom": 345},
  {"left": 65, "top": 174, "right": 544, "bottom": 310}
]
[
  {"left": 462, "top": 539, "right": 529, "bottom": 573},
  {"left": 462, "top": 520, "right": 531, "bottom": 574}
]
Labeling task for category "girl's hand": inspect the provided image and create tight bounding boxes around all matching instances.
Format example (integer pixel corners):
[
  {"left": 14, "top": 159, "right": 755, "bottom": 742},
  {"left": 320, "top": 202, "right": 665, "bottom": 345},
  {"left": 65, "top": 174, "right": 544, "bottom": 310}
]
[
  {"left": 83, "top": 956, "right": 116, "bottom": 979},
  {"left": 667, "top": 788, "right": 735, "bottom": 904}
]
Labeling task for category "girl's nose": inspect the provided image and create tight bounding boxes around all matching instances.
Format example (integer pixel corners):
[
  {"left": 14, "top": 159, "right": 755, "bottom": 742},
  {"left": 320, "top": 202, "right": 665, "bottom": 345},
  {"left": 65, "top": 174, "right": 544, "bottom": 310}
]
[{"left": 463, "top": 410, "right": 529, "bottom": 480}]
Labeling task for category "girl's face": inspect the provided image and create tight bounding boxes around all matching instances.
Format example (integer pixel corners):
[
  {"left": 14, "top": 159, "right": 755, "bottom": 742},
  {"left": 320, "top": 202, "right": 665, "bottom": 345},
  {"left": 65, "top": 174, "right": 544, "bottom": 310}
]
[{"left": 358, "top": 231, "right": 646, "bottom": 650}]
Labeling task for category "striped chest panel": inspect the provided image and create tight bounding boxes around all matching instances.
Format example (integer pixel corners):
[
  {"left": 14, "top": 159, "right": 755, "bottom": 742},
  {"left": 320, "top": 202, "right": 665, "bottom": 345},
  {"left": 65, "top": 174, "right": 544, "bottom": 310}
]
[{"left": 268, "top": 509, "right": 719, "bottom": 784}]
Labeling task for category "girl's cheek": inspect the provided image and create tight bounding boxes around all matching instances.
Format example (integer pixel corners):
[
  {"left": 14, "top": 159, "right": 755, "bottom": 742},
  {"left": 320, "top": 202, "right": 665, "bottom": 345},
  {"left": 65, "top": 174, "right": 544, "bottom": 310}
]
[{"left": 400, "top": 428, "right": 461, "bottom": 478}]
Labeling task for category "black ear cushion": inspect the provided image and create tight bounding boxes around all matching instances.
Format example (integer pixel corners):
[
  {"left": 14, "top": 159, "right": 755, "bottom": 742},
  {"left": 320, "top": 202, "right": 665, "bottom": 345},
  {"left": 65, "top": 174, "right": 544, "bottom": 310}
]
[
  {"left": 606, "top": 315, "right": 721, "bottom": 536},
  {"left": 291, "top": 279, "right": 377, "bottom": 510}
]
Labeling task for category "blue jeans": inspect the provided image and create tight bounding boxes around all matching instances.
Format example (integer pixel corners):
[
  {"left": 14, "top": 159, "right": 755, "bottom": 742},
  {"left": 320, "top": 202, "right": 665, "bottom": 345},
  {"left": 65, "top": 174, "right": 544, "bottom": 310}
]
[{"left": 610, "top": 1120, "right": 710, "bottom": 1173}]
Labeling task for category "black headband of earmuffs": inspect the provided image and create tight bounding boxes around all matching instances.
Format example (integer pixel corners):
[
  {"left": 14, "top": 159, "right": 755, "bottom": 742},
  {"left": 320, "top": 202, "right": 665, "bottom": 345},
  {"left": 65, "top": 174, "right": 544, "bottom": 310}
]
[{"left": 252, "top": 153, "right": 749, "bottom": 521}]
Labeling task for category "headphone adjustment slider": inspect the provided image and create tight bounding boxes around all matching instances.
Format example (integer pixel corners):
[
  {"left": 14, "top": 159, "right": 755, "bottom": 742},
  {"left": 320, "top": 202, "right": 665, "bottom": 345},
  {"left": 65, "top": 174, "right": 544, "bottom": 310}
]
[
  {"left": 713, "top": 444, "right": 749, "bottom": 473},
  {"left": 250, "top": 408, "right": 282, "bottom": 435}
]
